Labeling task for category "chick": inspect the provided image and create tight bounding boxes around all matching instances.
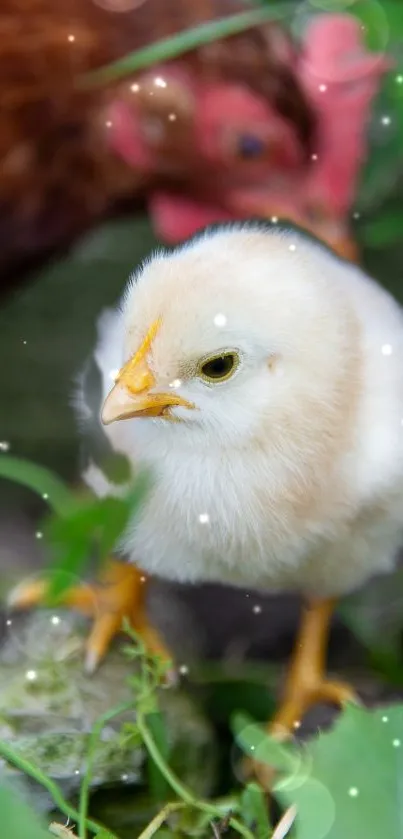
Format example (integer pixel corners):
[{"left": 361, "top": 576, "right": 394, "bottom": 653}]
[{"left": 10, "top": 222, "right": 403, "bottom": 743}]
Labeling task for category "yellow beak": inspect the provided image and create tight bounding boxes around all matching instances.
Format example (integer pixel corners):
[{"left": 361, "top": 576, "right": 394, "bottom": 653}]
[{"left": 101, "top": 319, "right": 194, "bottom": 425}]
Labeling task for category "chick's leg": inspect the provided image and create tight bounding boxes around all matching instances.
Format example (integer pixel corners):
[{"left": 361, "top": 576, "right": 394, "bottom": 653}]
[
  {"left": 250, "top": 598, "right": 358, "bottom": 791},
  {"left": 270, "top": 598, "right": 357, "bottom": 737},
  {"left": 8, "top": 561, "right": 173, "bottom": 673}
]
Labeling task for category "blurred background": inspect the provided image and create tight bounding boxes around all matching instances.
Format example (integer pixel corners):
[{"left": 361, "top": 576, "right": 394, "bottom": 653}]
[{"left": 0, "top": 0, "right": 403, "bottom": 831}]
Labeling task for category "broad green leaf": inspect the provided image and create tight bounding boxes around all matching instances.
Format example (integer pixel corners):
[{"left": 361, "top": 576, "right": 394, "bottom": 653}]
[
  {"left": 277, "top": 704, "right": 403, "bottom": 839},
  {"left": 0, "top": 783, "right": 49, "bottom": 839}
]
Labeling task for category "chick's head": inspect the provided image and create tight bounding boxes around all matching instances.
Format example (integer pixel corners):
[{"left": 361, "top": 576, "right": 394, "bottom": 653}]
[{"left": 102, "top": 224, "right": 357, "bottom": 451}]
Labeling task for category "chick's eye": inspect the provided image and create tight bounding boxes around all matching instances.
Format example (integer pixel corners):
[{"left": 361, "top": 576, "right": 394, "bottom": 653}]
[{"left": 199, "top": 352, "right": 239, "bottom": 383}]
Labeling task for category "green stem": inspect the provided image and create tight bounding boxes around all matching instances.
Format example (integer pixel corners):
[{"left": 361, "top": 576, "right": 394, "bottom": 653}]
[
  {"left": 0, "top": 456, "right": 74, "bottom": 515},
  {"left": 83, "top": 6, "right": 286, "bottom": 86},
  {"left": 136, "top": 802, "right": 185, "bottom": 839},
  {"left": 79, "top": 702, "right": 135, "bottom": 839},
  {"left": 0, "top": 740, "right": 115, "bottom": 838},
  {"left": 137, "top": 713, "right": 255, "bottom": 839}
]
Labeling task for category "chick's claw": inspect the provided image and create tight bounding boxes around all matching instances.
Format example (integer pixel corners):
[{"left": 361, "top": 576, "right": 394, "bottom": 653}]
[
  {"left": 269, "top": 675, "right": 358, "bottom": 740},
  {"left": 7, "top": 560, "right": 174, "bottom": 677}
]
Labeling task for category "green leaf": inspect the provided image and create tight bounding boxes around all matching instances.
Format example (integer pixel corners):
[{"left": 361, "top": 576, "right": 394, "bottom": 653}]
[
  {"left": 44, "top": 471, "right": 151, "bottom": 603},
  {"left": 232, "top": 712, "right": 298, "bottom": 776},
  {"left": 342, "top": 0, "right": 389, "bottom": 52},
  {"left": 83, "top": 6, "right": 289, "bottom": 86},
  {"left": 377, "top": 1, "right": 403, "bottom": 38},
  {"left": 0, "top": 455, "right": 74, "bottom": 514},
  {"left": 277, "top": 704, "right": 403, "bottom": 839},
  {"left": 240, "top": 782, "right": 272, "bottom": 839},
  {"left": 0, "top": 783, "right": 49, "bottom": 839}
]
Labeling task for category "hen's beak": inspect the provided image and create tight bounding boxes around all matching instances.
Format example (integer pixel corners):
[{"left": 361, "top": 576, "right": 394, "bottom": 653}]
[{"left": 101, "top": 319, "right": 194, "bottom": 425}]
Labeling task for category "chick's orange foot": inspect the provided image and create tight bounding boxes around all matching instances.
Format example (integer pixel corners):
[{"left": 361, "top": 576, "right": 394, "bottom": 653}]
[
  {"left": 8, "top": 560, "right": 174, "bottom": 675},
  {"left": 250, "top": 598, "right": 359, "bottom": 791}
]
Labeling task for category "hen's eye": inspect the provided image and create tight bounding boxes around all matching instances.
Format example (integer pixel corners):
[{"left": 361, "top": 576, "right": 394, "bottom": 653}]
[
  {"left": 199, "top": 352, "right": 239, "bottom": 383},
  {"left": 237, "top": 134, "right": 265, "bottom": 159}
]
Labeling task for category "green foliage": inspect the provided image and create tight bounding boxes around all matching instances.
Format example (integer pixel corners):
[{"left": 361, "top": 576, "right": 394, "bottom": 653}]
[
  {"left": 240, "top": 783, "right": 272, "bottom": 838},
  {"left": 0, "top": 451, "right": 150, "bottom": 602},
  {"left": 44, "top": 472, "right": 150, "bottom": 603},
  {"left": 340, "top": 570, "right": 403, "bottom": 687},
  {"left": 145, "top": 712, "right": 171, "bottom": 804},
  {"left": 234, "top": 703, "right": 403, "bottom": 839},
  {"left": 359, "top": 206, "right": 403, "bottom": 249},
  {"left": 2, "top": 551, "right": 403, "bottom": 839},
  {"left": 0, "top": 783, "right": 49, "bottom": 839},
  {"left": 0, "top": 456, "right": 74, "bottom": 515},
  {"left": 4, "top": 636, "right": 403, "bottom": 839},
  {"left": 197, "top": 667, "right": 276, "bottom": 725},
  {"left": 279, "top": 703, "right": 403, "bottom": 839}
]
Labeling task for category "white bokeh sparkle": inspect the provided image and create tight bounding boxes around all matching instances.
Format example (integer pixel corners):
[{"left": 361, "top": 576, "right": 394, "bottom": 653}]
[
  {"left": 26, "top": 669, "right": 38, "bottom": 682},
  {"left": 214, "top": 313, "right": 227, "bottom": 327}
]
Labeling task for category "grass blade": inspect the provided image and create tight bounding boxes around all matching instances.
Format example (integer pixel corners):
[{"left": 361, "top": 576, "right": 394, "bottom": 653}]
[{"left": 83, "top": 6, "right": 287, "bottom": 86}]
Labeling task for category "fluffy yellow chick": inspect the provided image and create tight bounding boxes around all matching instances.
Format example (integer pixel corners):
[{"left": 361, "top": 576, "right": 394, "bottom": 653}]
[{"left": 10, "top": 222, "right": 403, "bottom": 742}]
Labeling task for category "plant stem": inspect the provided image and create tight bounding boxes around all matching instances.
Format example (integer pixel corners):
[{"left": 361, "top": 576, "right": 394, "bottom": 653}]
[
  {"left": 83, "top": 6, "right": 286, "bottom": 86},
  {"left": 136, "top": 802, "right": 185, "bottom": 839},
  {"left": 0, "top": 740, "right": 116, "bottom": 838},
  {"left": 0, "top": 456, "right": 74, "bottom": 514},
  {"left": 137, "top": 713, "right": 255, "bottom": 839},
  {"left": 79, "top": 701, "right": 135, "bottom": 839}
]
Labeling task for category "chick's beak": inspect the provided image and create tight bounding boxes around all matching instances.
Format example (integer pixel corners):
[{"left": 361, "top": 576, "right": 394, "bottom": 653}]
[{"left": 101, "top": 327, "right": 194, "bottom": 425}]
